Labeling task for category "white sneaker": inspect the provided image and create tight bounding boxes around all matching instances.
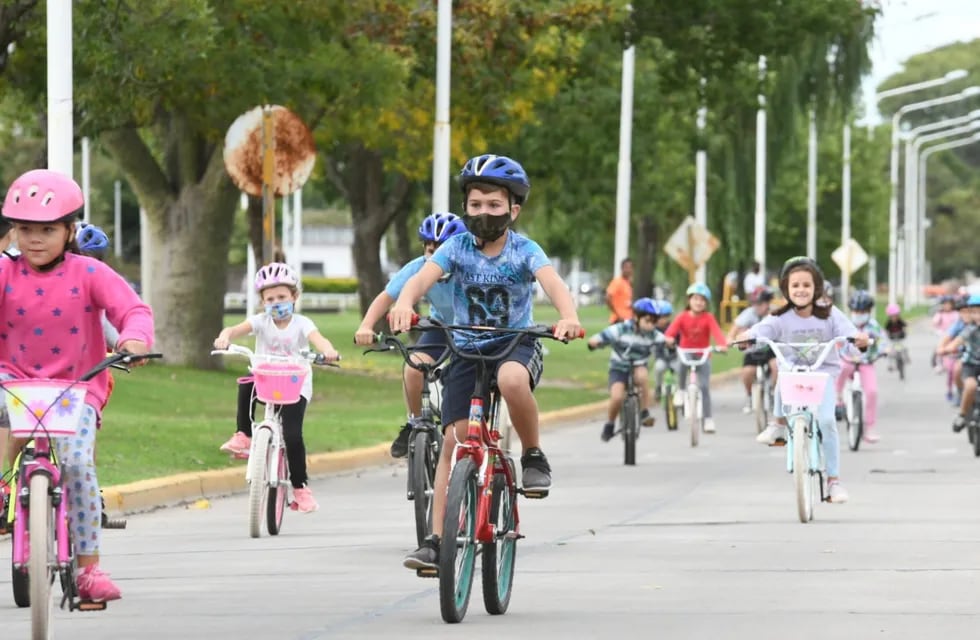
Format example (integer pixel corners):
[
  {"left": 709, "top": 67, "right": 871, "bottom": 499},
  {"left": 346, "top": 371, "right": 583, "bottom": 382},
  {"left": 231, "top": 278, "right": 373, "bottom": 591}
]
[
  {"left": 741, "top": 400, "right": 753, "bottom": 414},
  {"left": 703, "top": 418, "right": 716, "bottom": 433},
  {"left": 755, "top": 423, "right": 787, "bottom": 445},
  {"left": 828, "top": 480, "right": 849, "bottom": 503}
]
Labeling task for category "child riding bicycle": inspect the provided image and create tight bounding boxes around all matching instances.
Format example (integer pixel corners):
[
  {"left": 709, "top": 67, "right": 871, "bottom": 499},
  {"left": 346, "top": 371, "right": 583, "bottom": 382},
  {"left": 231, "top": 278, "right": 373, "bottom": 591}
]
[
  {"left": 663, "top": 283, "right": 728, "bottom": 433},
  {"left": 589, "top": 297, "right": 665, "bottom": 442},
  {"left": 727, "top": 286, "right": 777, "bottom": 414},
  {"left": 388, "top": 153, "right": 582, "bottom": 571},
  {"left": 738, "top": 257, "right": 868, "bottom": 503},
  {"left": 354, "top": 212, "right": 467, "bottom": 458},
  {"left": 834, "top": 290, "right": 884, "bottom": 443},
  {"left": 652, "top": 300, "right": 678, "bottom": 402},
  {"left": 938, "top": 294, "right": 980, "bottom": 433},
  {"left": 214, "top": 262, "right": 340, "bottom": 513},
  {"left": 0, "top": 169, "right": 155, "bottom": 601}
]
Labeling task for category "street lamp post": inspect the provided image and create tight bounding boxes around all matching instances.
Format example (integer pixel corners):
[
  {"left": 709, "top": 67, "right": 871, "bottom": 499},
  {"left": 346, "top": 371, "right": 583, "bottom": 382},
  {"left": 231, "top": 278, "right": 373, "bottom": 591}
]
[
  {"left": 753, "top": 56, "right": 767, "bottom": 276},
  {"left": 694, "top": 77, "right": 708, "bottom": 283},
  {"left": 431, "top": 0, "right": 452, "bottom": 212}
]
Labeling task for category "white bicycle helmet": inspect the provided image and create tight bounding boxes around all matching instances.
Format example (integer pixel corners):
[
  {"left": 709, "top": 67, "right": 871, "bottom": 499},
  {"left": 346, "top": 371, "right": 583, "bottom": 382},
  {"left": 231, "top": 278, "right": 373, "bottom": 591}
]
[{"left": 254, "top": 262, "right": 300, "bottom": 292}]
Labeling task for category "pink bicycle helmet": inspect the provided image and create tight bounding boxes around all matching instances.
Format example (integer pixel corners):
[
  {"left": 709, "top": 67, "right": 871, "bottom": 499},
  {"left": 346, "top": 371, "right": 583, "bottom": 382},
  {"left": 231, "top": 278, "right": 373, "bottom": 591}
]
[
  {"left": 254, "top": 262, "right": 300, "bottom": 292},
  {"left": 886, "top": 303, "right": 900, "bottom": 315},
  {"left": 2, "top": 169, "right": 84, "bottom": 223}
]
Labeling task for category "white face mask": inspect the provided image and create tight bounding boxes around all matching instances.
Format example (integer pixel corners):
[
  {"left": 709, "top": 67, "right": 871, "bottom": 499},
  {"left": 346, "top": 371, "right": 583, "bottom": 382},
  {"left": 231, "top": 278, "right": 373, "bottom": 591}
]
[{"left": 851, "top": 312, "right": 870, "bottom": 326}]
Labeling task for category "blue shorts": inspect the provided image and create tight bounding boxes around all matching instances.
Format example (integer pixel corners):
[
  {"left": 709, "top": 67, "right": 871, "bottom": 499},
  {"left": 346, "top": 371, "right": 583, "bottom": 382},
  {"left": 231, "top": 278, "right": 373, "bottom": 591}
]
[
  {"left": 608, "top": 365, "right": 647, "bottom": 389},
  {"left": 441, "top": 336, "right": 543, "bottom": 427},
  {"left": 411, "top": 328, "right": 450, "bottom": 361}
]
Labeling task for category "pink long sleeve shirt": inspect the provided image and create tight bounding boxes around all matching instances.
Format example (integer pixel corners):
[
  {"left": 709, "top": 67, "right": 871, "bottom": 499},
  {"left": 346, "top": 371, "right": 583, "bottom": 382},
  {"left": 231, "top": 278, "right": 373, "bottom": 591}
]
[{"left": 0, "top": 253, "right": 154, "bottom": 411}]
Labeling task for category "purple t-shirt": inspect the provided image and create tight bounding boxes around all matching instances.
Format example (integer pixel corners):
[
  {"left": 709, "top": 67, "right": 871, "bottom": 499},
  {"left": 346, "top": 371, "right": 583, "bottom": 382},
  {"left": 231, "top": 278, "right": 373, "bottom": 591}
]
[{"left": 746, "top": 306, "right": 858, "bottom": 376}]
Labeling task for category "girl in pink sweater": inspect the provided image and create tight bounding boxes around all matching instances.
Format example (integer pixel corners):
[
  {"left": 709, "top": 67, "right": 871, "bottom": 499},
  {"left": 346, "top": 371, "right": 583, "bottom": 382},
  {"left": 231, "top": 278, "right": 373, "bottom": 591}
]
[{"left": 0, "top": 170, "right": 154, "bottom": 602}]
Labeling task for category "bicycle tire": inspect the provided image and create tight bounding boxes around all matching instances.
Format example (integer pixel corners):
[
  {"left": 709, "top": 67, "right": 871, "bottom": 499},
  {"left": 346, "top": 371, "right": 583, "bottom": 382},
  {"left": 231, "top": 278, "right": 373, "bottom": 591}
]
[
  {"left": 622, "top": 396, "right": 638, "bottom": 466},
  {"left": 848, "top": 391, "right": 863, "bottom": 452},
  {"left": 29, "top": 474, "right": 52, "bottom": 640},
  {"left": 438, "top": 457, "right": 478, "bottom": 623},
  {"left": 411, "top": 429, "right": 437, "bottom": 548},
  {"left": 972, "top": 425, "right": 980, "bottom": 457},
  {"left": 248, "top": 428, "right": 272, "bottom": 538},
  {"left": 664, "top": 384, "right": 678, "bottom": 431},
  {"left": 896, "top": 352, "right": 905, "bottom": 381},
  {"left": 752, "top": 382, "right": 765, "bottom": 434},
  {"left": 793, "top": 418, "right": 813, "bottom": 523},
  {"left": 482, "top": 458, "right": 517, "bottom": 615},
  {"left": 12, "top": 560, "right": 30, "bottom": 607},
  {"left": 266, "top": 443, "right": 288, "bottom": 536},
  {"left": 689, "top": 386, "right": 700, "bottom": 447}
]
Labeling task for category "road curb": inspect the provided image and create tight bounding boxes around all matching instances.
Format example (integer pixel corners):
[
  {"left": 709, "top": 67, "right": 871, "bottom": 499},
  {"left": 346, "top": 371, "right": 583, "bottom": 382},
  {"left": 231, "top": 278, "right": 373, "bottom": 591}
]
[{"left": 101, "top": 368, "right": 742, "bottom": 515}]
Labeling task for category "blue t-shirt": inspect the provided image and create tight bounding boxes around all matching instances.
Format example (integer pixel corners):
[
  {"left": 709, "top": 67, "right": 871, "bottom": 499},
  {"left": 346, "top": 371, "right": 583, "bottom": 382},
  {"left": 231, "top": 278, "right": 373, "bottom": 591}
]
[
  {"left": 430, "top": 231, "right": 550, "bottom": 346},
  {"left": 948, "top": 317, "right": 966, "bottom": 338},
  {"left": 385, "top": 256, "right": 454, "bottom": 322}
]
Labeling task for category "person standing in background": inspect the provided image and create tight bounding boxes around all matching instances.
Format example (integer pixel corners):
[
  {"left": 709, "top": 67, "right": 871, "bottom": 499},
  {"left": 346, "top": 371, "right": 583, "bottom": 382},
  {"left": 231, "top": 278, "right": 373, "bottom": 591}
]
[
  {"left": 743, "top": 261, "right": 764, "bottom": 297},
  {"left": 606, "top": 257, "right": 634, "bottom": 324}
]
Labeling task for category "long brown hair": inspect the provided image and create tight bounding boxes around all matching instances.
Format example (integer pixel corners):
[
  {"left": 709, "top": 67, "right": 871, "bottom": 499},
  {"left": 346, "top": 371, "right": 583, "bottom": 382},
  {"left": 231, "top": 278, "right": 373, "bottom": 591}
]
[{"left": 773, "top": 263, "right": 830, "bottom": 319}]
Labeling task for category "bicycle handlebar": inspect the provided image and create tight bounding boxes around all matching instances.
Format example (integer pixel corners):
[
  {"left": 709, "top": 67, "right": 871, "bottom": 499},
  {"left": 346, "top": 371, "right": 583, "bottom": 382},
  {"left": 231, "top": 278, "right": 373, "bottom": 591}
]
[
  {"left": 734, "top": 336, "right": 860, "bottom": 372},
  {"left": 210, "top": 345, "right": 340, "bottom": 367},
  {"left": 362, "top": 334, "right": 452, "bottom": 375},
  {"left": 80, "top": 352, "right": 164, "bottom": 381},
  {"left": 674, "top": 346, "right": 725, "bottom": 367},
  {"left": 408, "top": 317, "right": 583, "bottom": 364}
]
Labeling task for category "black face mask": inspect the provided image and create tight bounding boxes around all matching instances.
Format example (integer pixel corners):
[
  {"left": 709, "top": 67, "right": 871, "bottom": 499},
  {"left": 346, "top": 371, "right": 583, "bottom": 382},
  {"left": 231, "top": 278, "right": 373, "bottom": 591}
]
[{"left": 464, "top": 213, "right": 512, "bottom": 243}]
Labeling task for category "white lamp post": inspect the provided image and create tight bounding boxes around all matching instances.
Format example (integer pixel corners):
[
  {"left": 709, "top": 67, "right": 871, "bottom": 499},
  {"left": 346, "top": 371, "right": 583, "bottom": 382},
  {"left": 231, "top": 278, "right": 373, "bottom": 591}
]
[
  {"left": 753, "top": 55, "right": 767, "bottom": 276},
  {"left": 431, "top": 0, "right": 452, "bottom": 212}
]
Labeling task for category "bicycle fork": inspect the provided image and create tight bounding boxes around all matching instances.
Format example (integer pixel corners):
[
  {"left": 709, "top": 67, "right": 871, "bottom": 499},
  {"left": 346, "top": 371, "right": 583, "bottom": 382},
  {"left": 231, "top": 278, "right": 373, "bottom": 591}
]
[{"left": 785, "top": 416, "right": 828, "bottom": 502}]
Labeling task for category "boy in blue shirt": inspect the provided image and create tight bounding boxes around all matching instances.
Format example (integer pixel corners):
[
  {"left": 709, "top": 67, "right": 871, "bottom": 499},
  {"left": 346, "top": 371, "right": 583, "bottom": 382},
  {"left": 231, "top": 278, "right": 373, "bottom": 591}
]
[
  {"left": 589, "top": 297, "right": 665, "bottom": 441},
  {"left": 355, "top": 212, "right": 466, "bottom": 457},
  {"left": 389, "top": 154, "right": 582, "bottom": 571}
]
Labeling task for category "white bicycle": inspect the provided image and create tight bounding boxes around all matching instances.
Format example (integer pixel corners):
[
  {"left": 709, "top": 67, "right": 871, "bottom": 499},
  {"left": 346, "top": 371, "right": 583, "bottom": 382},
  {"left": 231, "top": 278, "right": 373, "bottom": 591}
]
[
  {"left": 212, "top": 344, "right": 337, "bottom": 538},
  {"left": 840, "top": 349, "right": 882, "bottom": 452},
  {"left": 676, "top": 347, "right": 725, "bottom": 447}
]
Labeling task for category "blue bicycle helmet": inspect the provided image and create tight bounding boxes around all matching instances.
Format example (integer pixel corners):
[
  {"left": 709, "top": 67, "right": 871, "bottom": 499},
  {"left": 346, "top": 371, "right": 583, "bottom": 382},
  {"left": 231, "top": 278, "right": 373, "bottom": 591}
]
[
  {"left": 459, "top": 154, "right": 530, "bottom": 205},
  {"left": 632, "top": 297, "right": 658, "bottom": 317},
  {"left": 848, "top": 289, "right": 875, "bottom": 311},
  {"left": 967, "top": 293, "right": 980, "bottom": 308},
  {"left": 418, "top": 212, "right": 466, "bottom": 244},
  {"left": 686, "top": 283, "right": 711, "bottom": 301},
  {"left": 658, "top": 300, "right": 674, "bottom": 316},
  {"left": 76, "top": 222, "right": 109, "bottom": 255}
]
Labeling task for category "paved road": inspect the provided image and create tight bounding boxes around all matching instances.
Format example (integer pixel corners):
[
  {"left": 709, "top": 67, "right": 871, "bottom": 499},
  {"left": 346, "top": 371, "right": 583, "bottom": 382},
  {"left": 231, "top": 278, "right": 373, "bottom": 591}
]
[{"left": 3, "top": 326, "right": 979, "bottom": 639}]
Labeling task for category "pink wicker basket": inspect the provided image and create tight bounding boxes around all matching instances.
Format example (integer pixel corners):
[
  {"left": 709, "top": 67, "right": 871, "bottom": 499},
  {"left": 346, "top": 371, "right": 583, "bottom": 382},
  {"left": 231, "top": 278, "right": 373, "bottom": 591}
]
[
  {"left": 777, "top": 371, "right": 829, "bottom": 407},
  {"left": 251, "top": 362, "right": 307, "bottom": 404}
]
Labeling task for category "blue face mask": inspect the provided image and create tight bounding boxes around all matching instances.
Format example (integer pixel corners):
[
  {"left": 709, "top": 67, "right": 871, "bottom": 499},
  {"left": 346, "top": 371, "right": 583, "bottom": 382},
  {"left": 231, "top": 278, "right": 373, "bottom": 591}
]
[
  {"left": 265, "top": 301, "right": 294, "bottom": 320},
  {"left": 851, "top": 312, "right": 870, "bottom": 326}
]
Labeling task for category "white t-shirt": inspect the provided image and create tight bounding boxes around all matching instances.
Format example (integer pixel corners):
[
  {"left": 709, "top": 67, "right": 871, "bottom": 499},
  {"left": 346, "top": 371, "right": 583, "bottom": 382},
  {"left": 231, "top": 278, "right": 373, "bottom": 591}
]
[
  {"left": 743, "top": 272, "right": 764, "bottom": 296},
  {"left": 248, "top": 313, "right": 319, "bottom": 401}
]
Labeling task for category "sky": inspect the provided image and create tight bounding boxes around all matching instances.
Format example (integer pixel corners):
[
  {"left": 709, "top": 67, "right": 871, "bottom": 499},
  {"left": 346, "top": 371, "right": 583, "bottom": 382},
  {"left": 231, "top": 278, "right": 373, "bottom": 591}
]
[{"left": 861, "top": 0, "right": 980, "bottom": 122}]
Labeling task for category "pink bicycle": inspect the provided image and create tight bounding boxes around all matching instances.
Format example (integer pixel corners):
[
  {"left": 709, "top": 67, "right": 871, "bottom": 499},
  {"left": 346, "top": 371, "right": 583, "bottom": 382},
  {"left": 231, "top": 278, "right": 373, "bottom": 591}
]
[{"left": 5, "top": 352, "right": 161, "bottom": 639}]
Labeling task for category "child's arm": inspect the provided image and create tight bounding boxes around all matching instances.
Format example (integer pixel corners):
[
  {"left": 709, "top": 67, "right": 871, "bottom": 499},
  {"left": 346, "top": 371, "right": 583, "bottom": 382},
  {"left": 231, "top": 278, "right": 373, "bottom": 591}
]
[
  {"left": 939, "top": 335, "right": 964, "bottom": 355},
  {"left": 390, "top": 262, "right": 445, "bottom": 332},
  {"left": 354, "top": 291, "right": 396, "bottom": 345},
  {"left": 588, "top": 323, "right": 621, "bottom": 350},
  {"left": 535, "top": 265, "right": 582, "bottom": 339},
  {"left": 708, "top": 314, "right": 729, "bottom": 351},
  {"left": 663, "top": 314, "right": 682, "bottom": 346},
  {"left": 307, "top": 329, "right": 340, "bottom": 361},
  {"left": 214, "top": 320, "right": 253, "bottom": 349}
]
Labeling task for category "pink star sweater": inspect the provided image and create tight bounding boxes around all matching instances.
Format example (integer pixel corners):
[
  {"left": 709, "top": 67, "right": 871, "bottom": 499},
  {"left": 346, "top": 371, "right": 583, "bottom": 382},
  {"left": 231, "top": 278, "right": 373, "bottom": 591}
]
[{"left": 0, "top": 253, "right": 155, "bottom": 411}]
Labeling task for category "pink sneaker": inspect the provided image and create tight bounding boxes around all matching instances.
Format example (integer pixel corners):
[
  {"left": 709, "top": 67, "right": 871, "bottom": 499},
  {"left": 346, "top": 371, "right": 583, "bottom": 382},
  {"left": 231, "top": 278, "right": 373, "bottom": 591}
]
[
  {"left": 863, "top": 427, "right": 880, "bottom": 444},
  {"left": 291, "top": 487, "right": 318, "bottom": 513},
  {"left": 76, "top": 565, "right": 121, "bottom": 602},
  {"left": 219, "top": 432, "right": 251, "bottom": 456}
]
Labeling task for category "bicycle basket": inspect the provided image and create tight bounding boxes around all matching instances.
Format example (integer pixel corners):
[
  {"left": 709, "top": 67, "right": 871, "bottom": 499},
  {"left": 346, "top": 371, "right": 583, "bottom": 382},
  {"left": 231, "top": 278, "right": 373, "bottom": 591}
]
[
  {"left": 1, "top": 379, "right": 90, "bottom": 437},
  {"left": 251, "top": 360, "right": 308, "bottom": 404},
  {"left": 777, "top": 371, "right": 829, "bottom": 407}
]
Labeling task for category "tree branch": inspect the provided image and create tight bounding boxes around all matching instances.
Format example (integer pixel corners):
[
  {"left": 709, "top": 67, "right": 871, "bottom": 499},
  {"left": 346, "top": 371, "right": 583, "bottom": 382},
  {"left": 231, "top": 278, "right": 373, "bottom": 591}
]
[
  {"left": 99, "top": 127, "right": 174, "bottom": 217},
  {"left": 325, "top": 155, "right": 350, "bottom": 201}
]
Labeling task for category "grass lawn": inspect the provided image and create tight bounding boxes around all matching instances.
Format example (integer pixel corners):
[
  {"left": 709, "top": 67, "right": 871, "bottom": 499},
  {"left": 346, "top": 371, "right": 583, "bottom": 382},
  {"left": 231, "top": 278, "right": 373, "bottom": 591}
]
[{"left": 91, "top": 303, "right": 752, "bottom": 486}]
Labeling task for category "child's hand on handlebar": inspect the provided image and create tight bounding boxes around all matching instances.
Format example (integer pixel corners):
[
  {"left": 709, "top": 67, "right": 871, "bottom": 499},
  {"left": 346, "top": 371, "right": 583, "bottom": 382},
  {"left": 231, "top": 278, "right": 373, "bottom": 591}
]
[
  {"left": 852, "top": 332, "right": 870, "bottom": 350},
  {"left": 118, "top": 340, "right": 150, "bottom": 366},
  {"left": 387, "top": 306, "right": 415, "bottom": 333},
  {"left": 354, "top": 326, "right": 375, "bottom": 346},
  {"left": 553, "top": 318, "right": 583, "bottom": 341}
]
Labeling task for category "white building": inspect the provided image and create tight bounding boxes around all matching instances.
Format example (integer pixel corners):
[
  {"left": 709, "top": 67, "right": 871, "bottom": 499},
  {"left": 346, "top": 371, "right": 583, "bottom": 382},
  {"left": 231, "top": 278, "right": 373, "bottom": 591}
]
[{"left": 292, "top": 225, "right": 391, "bottom": 278}]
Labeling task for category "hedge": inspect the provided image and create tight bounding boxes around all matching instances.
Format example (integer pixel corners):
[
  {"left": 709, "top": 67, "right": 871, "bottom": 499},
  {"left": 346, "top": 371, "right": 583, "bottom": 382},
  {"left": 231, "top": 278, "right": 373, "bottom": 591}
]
[{"left": 301, "top": 276, "right": 358, "bottom": 293}]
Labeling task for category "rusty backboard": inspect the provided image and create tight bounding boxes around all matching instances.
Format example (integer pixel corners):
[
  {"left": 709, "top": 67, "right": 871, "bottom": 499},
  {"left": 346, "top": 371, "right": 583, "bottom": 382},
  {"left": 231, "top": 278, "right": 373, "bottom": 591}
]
[{"left": 223, "top": 105, "right": 316, "bottom": 197}]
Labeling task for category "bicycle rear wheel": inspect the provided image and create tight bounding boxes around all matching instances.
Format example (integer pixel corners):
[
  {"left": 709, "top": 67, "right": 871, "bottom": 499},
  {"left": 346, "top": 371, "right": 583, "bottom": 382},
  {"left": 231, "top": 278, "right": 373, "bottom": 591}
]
[
  {"left": 28, "top": 474, "right": 53, "bottom": 640},
  {"left": 248, "top": 429, "right": 272, "bottom": 538},
  {"left": 482, "top": 458, "right": 517, "bottom": 615},
  {"left": 793, "top": 418, "right": 813, "bottom": 523},
  {"left": 266, "top": 442, "right": 288, "bottom": 536},
  {"left": 622, "top": 396, "right": 638, "bottom": 466},
  {"left": 664, "top": 384, "right": 678, "bottom": 431},
  {"left": 411, "top": 428, "right": 438, "bottom": 547},
  {"left": 439, "top": 457, "right": 478, "bottom": 624},
  {"left": 847, "top": 391, "right": 863, "bottom": 451}
]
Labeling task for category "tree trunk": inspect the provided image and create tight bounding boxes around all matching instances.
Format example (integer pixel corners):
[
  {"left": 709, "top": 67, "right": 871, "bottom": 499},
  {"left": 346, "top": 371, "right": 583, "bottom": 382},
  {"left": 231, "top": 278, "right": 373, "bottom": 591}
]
[
  {"left": 392, "top": 205, "right": 414, "bottom": 268},
  {"left": 636, "top": 216, "right": 659, "bottom": 299}
]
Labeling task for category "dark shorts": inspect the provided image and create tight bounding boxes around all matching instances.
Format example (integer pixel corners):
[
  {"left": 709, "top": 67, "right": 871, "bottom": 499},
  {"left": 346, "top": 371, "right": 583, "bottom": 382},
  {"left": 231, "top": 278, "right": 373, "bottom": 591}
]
[
  {"left": 743, "top": 347, "right": 774, "bottom": 368},
  {"left": 962, "top": 362, "right": 980, "bottom": 381},
  {"left": 608, "top": 364, "right": 647, "bottom": 389},
  {"left": 441, "top": 336, "right": 543, "bottom": 427},
  {"left": 410, "top": 328, "right": 450, "bottom": 361}
]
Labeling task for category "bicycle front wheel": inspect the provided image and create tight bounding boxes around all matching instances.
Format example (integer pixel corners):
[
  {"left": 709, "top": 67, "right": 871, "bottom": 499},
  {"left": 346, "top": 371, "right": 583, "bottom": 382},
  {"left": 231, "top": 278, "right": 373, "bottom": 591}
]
[
  {"left": 622, "top": 396, "right": 638, "bottom": 466},
  {"left": 896, "top": 352, "right": 905, "bottom": 380},
  {"left": 847, "top": 391, "right": 863, "bottom": 452},
  {"left": 793, "top": 418, "right": 813, "bottom": 523},
  {"left": 266, "top": 441, "right": 288, "bottom": 536},
  {"left": 411, "top": 429, "right": 438, "bottom": 547},
  {"left": 752, "top": 382, "right": 766, "bottom": 434},
  {"left": 689, "top": 387, "right": 700, "bottom": 447},
  {"left": 439, "top": 457, "right": 478, "bottom": 624},
  {"left": 28, "top": 474, "right": 53, "bottom": 640},
  {"left": 664, "top": 385, "right": 678, "bottom": 431},
  {"left": 482, "top": 458, "right": 517, "bottom": 615},
  {"left": 248, "top": 429, "right": 272, "bottom": 538}
]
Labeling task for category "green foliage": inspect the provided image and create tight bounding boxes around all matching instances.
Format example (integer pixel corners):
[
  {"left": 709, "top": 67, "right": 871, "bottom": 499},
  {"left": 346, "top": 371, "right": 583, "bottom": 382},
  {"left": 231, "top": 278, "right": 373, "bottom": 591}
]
[{"left": 302, "top": 277, "right": 359, "bottom": 294}]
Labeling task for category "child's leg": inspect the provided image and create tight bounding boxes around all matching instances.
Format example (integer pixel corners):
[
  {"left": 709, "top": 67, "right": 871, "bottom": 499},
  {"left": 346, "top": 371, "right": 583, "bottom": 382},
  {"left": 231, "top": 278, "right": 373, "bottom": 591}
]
[
  {"left": 499, "top": 339, "right": 544, "bottom": 453},
  {"left": 698, "top": 360, "right": 713, "bottom": 418},
  {"left": 633, "top": 365, "right": 651, "bottom": 410},
  {"left": 960, "top": 375, "right": 977, "bottom": 417},
  {"left": 237, "top": 380, "right": 256, "bottom": 436},
  {"left": 818, "top": 383, "right": 841, "bottom": 480},
  {"left": 835, "top": 361, "right": 855, "bottom": 401},
  {"left": 279, "top": 398, "right": 310, "bottom": 488},
  {"left": 859, "top": 364, "right": 879, "bottom": 427},
  {"left": 429, "top": 419, "right": 467, "bottom": 540},
  {"left": 53, "top": 405, "right": 102, "bottom": 563},
  {"left": 653, "top": 358, "right": 667, "bottom": 392},
  {"left": 607, "top": 381, "right": 626, "bottom": 422}
]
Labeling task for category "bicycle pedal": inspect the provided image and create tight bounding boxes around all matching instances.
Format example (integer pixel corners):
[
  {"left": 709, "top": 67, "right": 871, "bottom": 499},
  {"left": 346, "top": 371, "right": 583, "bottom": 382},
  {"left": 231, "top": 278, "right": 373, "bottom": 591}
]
[
  {"left": 502, "top": 531, "right": 525, "bottom": 541},
  {"left": 102, "top": 518, "right": 128, "bottom": 530},
  {"left": 416, "top": 568, "right": 438, "bottom": 579},
  {"left": 519, "top": 488, "right": 549, "bottom": 499},
  {"left": 406, "top": 492, "right": 415, "bottom": 501},
  {"left": 77, "top": 600, "right": 108, "bottom": 612}
]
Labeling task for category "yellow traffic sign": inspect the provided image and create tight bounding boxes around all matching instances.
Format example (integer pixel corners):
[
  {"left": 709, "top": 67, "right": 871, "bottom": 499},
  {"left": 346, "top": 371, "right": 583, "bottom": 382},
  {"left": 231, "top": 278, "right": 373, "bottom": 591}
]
[{"left": 831, "top": 238, "right": 868, "bottom": 275}]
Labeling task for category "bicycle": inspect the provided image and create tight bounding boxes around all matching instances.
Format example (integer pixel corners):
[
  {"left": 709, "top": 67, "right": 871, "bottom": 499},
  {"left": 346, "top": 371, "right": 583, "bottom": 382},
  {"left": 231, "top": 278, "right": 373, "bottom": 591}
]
[
  {"left": 588, "top": 343, "right": 648, "bottom": 466},
  {"left": 364, "top": 336, "right": 451, "bottom": 547},
  {"left": 751, "top": 357, "right": 775, "bottom": 435},
  {"left": 839, "top": 351, "right": 884, "bottom": 452},
  {"left": 676, "top": 347, "right": 725, "bottom": 447},
  {"left": 888, "top": 339, "right": 907, "bottom": 381},
  {"left": 409, "top": 318, "right": 580, "bottom": 623},
  {"left": 211, "top": 344, "right": 338, "bottom": 538},
  {"left": 747, "top": 336, "right": 853, "bottom": 523},
  {"left": 4, "top": 351, "right": 161, "bottom": 639},
  {"left": 657, "top": 352, "right": 681, "bottom": 431}
]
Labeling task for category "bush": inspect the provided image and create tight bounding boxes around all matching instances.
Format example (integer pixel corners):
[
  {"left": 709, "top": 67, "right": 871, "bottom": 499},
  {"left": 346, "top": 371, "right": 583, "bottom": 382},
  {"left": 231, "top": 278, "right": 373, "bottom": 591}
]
[{"left": 302, "top": 276, "right": 358, "bottom": 293}]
